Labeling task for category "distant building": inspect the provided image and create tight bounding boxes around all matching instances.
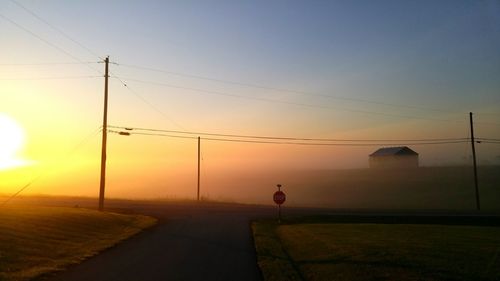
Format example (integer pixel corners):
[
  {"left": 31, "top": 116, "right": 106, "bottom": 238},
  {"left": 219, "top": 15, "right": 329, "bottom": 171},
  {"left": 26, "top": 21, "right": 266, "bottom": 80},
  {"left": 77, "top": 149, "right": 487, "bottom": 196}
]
[{"left": 369, "top": 146, "right": 419, "bottom": 169}]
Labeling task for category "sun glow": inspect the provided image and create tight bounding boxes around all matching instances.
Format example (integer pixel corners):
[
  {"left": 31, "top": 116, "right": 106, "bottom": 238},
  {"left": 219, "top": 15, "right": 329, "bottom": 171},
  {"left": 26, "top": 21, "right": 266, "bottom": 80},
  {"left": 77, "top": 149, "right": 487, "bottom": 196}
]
[{"left": 0, "top": 113, "right": 27, "bottom": 170}]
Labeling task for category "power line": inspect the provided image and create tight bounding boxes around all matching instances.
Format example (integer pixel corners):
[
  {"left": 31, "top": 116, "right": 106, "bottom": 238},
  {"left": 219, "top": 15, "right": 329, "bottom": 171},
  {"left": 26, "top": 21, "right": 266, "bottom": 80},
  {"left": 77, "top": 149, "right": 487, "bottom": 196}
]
[
  {"left": 116, "top": 62, "right": 462, "bottom": 115},
  {"left": 473, "top": 121, "right": 500, "bottom": 127},
  {"left": 0, "top": 13, "right": 90, "bottom": 64},
  {"left": 476, "top": 112, "right": 500, "bottom": 117},
  {"left": 115, "top": 76, "right": 500, "bottom": 127},
  {"left": 0, "top": 75, "right": 100, "bottom": 80},
  {"left": 110, "top": 74, "right": 186, "bottom": 130},
  {"left": 116, "top": 77, "right": 466, "bottom": 124},
  {"left": 110, "top": 130, "right": 469, "bottom": 147},
  {"left": 0, "top": 127, "right": 101, "bottom": 207},
  {"left": 108, "top": 125, "right": 468, "bottom": 143},
  {"left": 480, "top": 141, "right": 500, "bottom": 145},
  {"left": 0, "top": 61, "right": 98, "bottom": 66},
  {"left": 477, "top": 138, "right": 500, "bottom": 141},
  {"left": 9, "top": 0, "right": 103, "bottom": 60},
  {"left": 3, "top": 4, "right": 495, "bottom": 127},
  {"left": 108, "top": 130, "right": 195, "bottom": 140},
  {"left": 200, "top": 138, "right": 468, "bottom": 147},
  {"left": 0, "top": 12, "right": 103, "bottom": 76},
  {"left": 0, "top": 176, "right": 42, "bottom": 207}
]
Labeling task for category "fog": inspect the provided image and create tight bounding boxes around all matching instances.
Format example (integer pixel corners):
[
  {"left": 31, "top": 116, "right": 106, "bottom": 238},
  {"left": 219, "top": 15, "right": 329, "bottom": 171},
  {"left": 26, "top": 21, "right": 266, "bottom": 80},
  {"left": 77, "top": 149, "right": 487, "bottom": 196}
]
[{"left": 2, "top": 136, "right": 500, "bottom": 211}]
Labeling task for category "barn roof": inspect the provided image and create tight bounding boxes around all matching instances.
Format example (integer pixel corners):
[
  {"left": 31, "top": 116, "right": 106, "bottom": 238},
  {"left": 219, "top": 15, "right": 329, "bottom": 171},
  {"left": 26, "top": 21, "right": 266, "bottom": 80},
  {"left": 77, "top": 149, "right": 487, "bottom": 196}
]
[{"left": 369, "top": 146, "right": 418, "bottom": 157}]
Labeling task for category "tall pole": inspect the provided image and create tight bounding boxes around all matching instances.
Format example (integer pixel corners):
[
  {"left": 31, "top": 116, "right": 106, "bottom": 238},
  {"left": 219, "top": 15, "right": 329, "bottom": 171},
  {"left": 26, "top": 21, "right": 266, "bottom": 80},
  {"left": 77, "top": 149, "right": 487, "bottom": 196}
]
[
  {"left": 99, "top": 56, "right": 109, "bottom": 211},
  {"left": 469, "top": 112, "right": 480, "bottom": 211},
  {"left": 197, "top": 136, "right": 201, "bottom": 201}
]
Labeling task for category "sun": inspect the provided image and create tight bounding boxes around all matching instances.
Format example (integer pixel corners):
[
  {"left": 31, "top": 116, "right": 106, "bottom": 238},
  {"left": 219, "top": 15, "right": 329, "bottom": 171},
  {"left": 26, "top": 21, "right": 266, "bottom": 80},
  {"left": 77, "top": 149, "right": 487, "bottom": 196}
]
[{"left": 0, "top": 113, "right": 26, "bottom": 170}]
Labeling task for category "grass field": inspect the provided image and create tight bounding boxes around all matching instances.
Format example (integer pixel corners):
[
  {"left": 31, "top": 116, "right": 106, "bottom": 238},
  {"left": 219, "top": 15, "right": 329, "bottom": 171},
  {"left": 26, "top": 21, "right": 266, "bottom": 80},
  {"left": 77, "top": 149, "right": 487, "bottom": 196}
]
[
  {"left": 253, "top": 220, "right": 500, "bottom": 281},
  {"left": 0, "top": 205, "right": 157, "bottom": 281},
  {"left": 204, "top": 165, "right": 500, "bottom": 210},
  {"left": 282, "top": 166, "right": 500, "bottom": 210}
]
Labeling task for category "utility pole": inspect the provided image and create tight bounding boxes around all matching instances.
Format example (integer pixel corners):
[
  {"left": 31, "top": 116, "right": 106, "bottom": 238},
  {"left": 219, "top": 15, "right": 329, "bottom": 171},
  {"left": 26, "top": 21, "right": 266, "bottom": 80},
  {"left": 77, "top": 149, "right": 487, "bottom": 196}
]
[
  {"left": 197, "top": 136, "right": 201, "bottom": 201},
  {"left": 99, "top": 56, "right": 109, "bottom": 211},
  {"left": 469, "top": 112, "right": 480, "bottom": 211}
]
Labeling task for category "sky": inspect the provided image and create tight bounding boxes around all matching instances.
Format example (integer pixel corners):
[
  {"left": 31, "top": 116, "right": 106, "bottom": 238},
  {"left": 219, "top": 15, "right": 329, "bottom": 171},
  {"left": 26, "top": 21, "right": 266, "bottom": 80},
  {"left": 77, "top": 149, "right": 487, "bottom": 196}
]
[{"left": 0, "top": 0, "right": 499, "bottom": 201}]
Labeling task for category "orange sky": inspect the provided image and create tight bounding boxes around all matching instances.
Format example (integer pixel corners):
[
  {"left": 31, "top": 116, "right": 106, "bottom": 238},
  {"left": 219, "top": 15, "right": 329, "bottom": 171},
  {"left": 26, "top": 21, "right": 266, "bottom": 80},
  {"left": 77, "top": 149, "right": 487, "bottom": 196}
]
[{"left": 1, "top": 1, "right": 499, "bottom": 201}]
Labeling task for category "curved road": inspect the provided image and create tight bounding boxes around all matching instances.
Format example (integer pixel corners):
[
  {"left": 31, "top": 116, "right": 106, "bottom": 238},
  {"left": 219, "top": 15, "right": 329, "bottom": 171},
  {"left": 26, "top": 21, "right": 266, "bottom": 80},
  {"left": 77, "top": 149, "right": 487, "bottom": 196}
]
[
  {"left": 42, "top": 202, "right": 276, "bottom": 281},
  {"left": 35, "top": 199, "right": 499, "bottom": 281}
]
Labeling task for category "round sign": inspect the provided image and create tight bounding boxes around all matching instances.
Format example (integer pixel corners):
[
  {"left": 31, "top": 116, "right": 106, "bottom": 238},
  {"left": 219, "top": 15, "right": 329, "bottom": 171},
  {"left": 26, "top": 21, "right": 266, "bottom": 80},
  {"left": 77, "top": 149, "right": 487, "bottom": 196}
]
[{"left": 273, "top": 191, "right": 286, "bottom": 205}]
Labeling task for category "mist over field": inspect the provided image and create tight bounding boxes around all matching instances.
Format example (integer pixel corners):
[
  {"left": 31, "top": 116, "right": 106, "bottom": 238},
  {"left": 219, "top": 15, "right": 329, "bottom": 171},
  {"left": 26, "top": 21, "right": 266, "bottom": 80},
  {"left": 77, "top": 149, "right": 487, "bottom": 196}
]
[
  {"left": 197, "top": 166, "right": 500, "bottom": 210},
  {"left": 11, "top": 165, "right": 490, "bottom": 211}
]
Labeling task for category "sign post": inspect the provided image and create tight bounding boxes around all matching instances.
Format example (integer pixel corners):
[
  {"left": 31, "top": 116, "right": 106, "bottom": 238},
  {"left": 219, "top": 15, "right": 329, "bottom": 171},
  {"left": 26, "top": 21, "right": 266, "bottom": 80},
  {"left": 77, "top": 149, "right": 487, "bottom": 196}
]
[{"left": 273, "top": 184, "right": 286, "bottom": 224}]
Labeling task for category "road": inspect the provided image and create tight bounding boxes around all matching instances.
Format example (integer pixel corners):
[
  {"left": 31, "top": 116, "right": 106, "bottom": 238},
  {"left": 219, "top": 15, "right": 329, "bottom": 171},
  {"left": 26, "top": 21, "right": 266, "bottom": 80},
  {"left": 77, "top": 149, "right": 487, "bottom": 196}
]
[
  {"left": 40, "top": 201, "right": 277, "bottom": 281},
  {"left": 29, "top": 197, "right": 500, "bottom": 281}
]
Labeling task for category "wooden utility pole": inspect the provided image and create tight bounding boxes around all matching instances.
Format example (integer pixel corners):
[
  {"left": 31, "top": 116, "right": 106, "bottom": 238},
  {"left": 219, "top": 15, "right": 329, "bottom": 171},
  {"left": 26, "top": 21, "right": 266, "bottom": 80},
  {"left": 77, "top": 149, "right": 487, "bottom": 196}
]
[
  {"left": 197, "top": 136, "right": 201, "bottom": 201},
  {"left": 469, "top": 112, "right": 480, "bottom": 211},
  {"left": 99, "top": 56, "right": 109, "bottom": 211}
]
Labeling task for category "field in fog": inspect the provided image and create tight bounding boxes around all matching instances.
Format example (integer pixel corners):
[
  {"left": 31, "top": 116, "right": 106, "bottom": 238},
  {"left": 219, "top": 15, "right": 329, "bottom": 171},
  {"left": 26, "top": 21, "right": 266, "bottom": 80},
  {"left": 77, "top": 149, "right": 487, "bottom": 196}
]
[{"left": 203, "top": 165, "right": 500, "bottom": 210}]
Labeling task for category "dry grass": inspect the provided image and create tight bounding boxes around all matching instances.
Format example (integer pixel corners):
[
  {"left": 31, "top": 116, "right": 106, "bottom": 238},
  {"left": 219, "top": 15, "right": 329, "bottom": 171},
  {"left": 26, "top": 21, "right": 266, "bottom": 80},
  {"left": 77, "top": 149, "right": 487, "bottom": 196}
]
[
  {"left": 0, "top": 205, "right": 156, "bottom": 281},
  {"left": 253, "top": 220, "right": 500, "bottom": 281}
]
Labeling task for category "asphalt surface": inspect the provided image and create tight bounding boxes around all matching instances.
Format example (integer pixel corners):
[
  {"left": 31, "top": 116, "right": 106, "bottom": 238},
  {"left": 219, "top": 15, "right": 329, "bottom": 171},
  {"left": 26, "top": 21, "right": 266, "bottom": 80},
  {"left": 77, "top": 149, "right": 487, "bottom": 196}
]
[
  {"left": 27, "top": 198, "right": 500, "bottom": 281},
  {"left": 41, "top": 202, "right": 277, "bottom": 281}
]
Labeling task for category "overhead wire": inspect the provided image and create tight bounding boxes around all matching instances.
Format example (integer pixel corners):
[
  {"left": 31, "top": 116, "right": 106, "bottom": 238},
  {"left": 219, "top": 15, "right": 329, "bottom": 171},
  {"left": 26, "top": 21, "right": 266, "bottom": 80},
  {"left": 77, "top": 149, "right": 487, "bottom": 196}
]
[
  {"left": 0, "top": 6, "right": 104, "bottom": 76},
  {"left": 116, "top": 62, "right": 462, "bottom": 115},
  {"left": 116, "top": 76, "right": 466, "bottom": 124},
  {"left": 9, "top": 0, "right": 104, "bottom": 60},
  {"left": 114, "top": 63, "right": 500, "bottom": 127},
  {"left": 3, "top": 1, "right": 498, "bottom": 126},
  {"left": 477, "top": 138, "right": 500, "bottom": 142},
  {"left": 110, "top": 74, "right": 186, "bottom": 130},
  {"left": 0, "top": 61, "right": 98, "bottom": 66},
  {"left": 0, "top": 127, "right": 102, "bottom": 207},
  {"left": 2, "top": 5, "right": 496, "bottom": 127},
  {"left": 109, "top": 130, "right": 469, "bottom": 147},
  {"left": 0, "top": 175, "right": 43, "bottom": 207},
  {"left": 108, "top": 125, "right": 469, "bottom": 143},
  {"left": 4, "top": 2, "right": 499, "bottom": 137},
  {"left": 0, "top": 75, "right": 101, "bottom": 80},
  {"left": 0, "top": 13, "right": 92, "bottom": 65}
]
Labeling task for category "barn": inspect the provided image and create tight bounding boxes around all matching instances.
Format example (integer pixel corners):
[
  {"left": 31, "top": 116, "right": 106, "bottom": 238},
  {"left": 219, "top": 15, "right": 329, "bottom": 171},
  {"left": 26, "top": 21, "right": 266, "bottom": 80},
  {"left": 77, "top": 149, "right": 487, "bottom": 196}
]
[{"left": 369, "top": 146, "right": 419, "bottom": 169}]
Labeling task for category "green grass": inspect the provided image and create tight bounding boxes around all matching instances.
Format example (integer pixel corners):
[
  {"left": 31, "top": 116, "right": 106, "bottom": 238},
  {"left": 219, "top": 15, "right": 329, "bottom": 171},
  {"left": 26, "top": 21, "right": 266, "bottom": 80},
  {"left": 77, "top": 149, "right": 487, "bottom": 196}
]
[
  {"left": 0, "top": 205, "right": 157, "bottom": 281},
  {"left": 253, "top": 220, "right": 500, "bottom": 281},
  {"left": 252, "top": 221, "right": 303, "bottom": 281}
]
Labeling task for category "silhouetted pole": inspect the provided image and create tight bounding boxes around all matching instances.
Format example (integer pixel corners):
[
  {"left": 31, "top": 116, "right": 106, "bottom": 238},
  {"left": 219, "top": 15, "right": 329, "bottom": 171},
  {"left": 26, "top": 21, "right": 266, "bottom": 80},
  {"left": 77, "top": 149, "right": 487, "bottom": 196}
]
[
  {"left": 197, "top": 136, "right": 200, "bottom": 201},
  {"left": 99, "top": 57, "right": 109, "bottom": 211},
  {"left": 469, "top": 112, "right": 480, "bottom": 211},
  {"left": 278, "top": 184, "right": 281, "bottom": 224}
]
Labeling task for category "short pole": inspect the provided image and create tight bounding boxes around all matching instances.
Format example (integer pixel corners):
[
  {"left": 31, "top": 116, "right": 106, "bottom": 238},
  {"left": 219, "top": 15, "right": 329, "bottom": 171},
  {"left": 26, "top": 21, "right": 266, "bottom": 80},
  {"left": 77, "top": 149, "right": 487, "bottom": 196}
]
[
  {"left": 277, "top": 184, "right": 282, "bottom": 224},
  {"left": 278, "top": 204, "right": 281, "bottom": 224}
]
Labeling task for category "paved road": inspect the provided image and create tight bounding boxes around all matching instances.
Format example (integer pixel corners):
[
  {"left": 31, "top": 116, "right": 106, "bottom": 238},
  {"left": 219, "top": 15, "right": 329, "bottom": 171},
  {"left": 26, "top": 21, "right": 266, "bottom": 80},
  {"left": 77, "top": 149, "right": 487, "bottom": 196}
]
[
  {"left": 41, "top": 202, "right": 276, "bottom": 281},
  {"left": 31, "top": 198, "right": 500, "bottom": 281}
]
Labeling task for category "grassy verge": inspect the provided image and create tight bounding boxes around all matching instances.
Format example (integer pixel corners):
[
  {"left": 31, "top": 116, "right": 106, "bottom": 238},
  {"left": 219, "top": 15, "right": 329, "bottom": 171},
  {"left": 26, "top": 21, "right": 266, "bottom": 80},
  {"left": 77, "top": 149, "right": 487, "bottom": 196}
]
[
  {"left": 252, "top": 220, "right": 303, "bottom": 281},
  {"left": 253, "top": 220, "right": 500, "bottom": 281},
  {"left": 0, "top": 205, "right": 157, "bottom": 281}
]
